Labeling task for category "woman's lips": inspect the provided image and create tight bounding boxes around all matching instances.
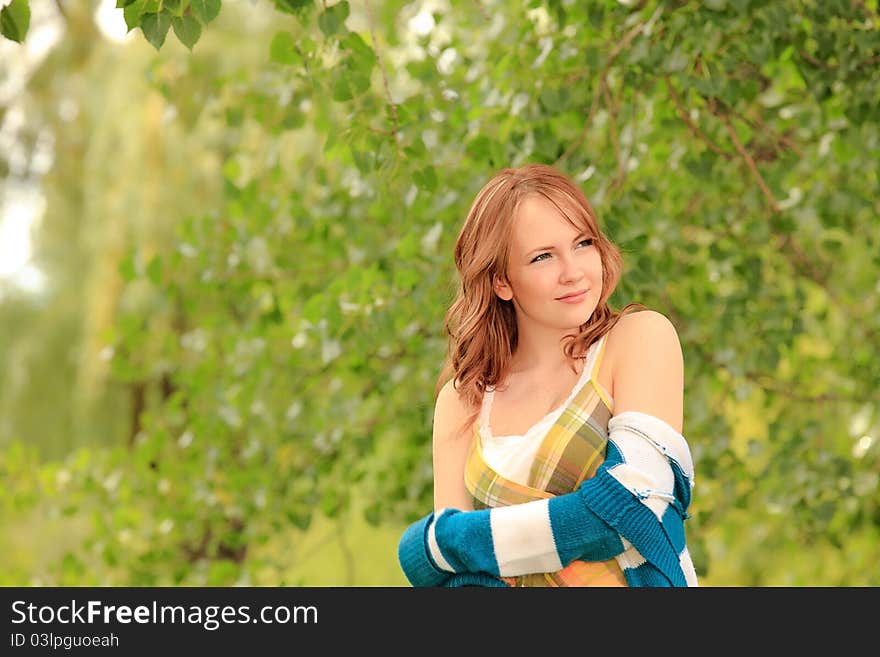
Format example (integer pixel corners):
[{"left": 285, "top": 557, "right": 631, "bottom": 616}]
[{"left": 557, "top": 290, "right": 587, "bottom": 304}]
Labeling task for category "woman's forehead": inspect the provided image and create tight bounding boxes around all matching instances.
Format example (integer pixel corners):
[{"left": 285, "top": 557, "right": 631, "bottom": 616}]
[{"left": 510, "top": 195, "right": 585, "bottom": 246}]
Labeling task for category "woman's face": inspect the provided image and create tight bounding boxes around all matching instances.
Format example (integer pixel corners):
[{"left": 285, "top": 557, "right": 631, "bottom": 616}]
[{"left": 494, "top": 194, "right": 603, "bottom": 332}]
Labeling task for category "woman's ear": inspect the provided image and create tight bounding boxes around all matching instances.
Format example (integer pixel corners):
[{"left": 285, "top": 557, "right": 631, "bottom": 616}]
[{"left": 493, "top": 273, "right": 513, "bottom": 301}]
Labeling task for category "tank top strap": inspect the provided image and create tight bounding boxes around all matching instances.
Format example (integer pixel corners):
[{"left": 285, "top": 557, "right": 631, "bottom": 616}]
[
  {"left": 477, "top": 386, "right": 495, "bottom": 435},
  {"left": 585, "top": 333, "right": 614, "bottom": 411},
  {"left": 587, "top": 334, "right": 609, "bottom": 384}
]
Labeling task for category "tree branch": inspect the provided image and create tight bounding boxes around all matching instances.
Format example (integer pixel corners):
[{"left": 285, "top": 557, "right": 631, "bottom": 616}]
[
  {"left": 555, "top": 80, "right": 601, "bottom": 166},
  {"left": 363, "top": 0, "right": 400, "bottom": 162},
  {"left": 601, "top": 77, "right": 624, "bottom": 188},
  {"left": 664, "top": 76, "right": 730, "bottom": 158},
  {"left": 713, "top": 103, "right": 780, "bottom": 213},
  {"left": 558, "top": 7, "right": 663, "bottom": 167},
  {"left": 728, "top": 105, "right": 804, "bottom": 159}
]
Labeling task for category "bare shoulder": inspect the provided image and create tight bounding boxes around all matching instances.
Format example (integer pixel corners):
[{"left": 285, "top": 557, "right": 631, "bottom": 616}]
[
  {"left": 434, "top": 379, "right": 475, "bottom": 438},
  {"left": 609, "top": 309, "right": 682, "bottom": 350},
  {"left": 606, "top": 309, "right": 684, "bottom": 432}
]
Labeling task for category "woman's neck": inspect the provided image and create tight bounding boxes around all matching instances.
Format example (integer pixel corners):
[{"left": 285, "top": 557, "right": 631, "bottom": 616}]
[{"left": 509, "top": 333, "right": 585, "bottom": 375}]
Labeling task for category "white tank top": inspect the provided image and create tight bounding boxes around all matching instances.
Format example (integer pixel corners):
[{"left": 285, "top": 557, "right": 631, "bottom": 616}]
[{"left": 478, "top": 336, "right": 607, "bottom": 483}]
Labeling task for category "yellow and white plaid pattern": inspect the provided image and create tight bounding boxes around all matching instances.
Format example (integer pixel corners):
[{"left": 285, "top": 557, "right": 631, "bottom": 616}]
[{"left": 465, "top": 343, "right": 627, "bottom": 587}]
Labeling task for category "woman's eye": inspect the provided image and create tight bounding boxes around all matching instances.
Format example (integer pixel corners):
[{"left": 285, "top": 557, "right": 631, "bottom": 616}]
[{"left": 577, "top": 238, "right": 594, "bottom": 248}]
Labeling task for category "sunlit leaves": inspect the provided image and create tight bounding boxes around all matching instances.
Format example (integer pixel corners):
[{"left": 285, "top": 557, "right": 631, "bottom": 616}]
[
  {"left": 274, "top": 0, "right": 312, "bottom": 16},
  {"left": 163, "top": 0, "right": 184, "bottom": 16},
  {"left": 317, "top": 1, "right": 349, "bottom": 37},
  {"left": 123, "top": 0, "right": 147, "bottom": 32},
  {"left": 269, "top": 31, "right": 301, "bottom": 66},
  {"left": 141, "top": 11, "right": 172, "bottom": 50},
  {"left": 341, "top": 32, "right": 376, "bottom": 73},
  {"left": 0, "top": 0, "right": 30, "bottom": 43},
  {"left": 412, "top": 166, "right": 437, "bottom": 192},
  {"left": 120, "top": 0, "right": 218, "bottom": 49},
  {"left": 172, "top": 15, "right": 202, "bottom": 51},
  {"left": 191, "top": 0, "right": 221, "bottom": 25},
  {"left": 331, "top": 68, "right": 370, "bottom": 102}
]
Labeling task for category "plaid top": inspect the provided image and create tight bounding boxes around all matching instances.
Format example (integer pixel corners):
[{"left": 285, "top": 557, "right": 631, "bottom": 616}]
[{"left": 465, "top": 336, "right": 627, "bottom": 587}]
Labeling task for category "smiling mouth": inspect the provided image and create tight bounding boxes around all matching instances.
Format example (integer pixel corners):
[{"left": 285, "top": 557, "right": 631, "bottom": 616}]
[{"left": 556, "top": 290, "right": 588, "bottom": 300}]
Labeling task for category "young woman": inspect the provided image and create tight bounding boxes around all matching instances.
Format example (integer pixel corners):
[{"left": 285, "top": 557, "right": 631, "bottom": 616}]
[{"left": 397, "top": 163, "right": 698, "bottom": 587}]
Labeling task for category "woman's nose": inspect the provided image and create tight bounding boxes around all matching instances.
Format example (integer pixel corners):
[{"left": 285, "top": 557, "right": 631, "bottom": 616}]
[{"left": 559, "top": 254, "right": 584, "bottom": 283}]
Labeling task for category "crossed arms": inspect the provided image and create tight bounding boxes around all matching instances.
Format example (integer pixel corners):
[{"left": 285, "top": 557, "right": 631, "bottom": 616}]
[{"left": 398, "top": 410, "right": 697, "bottom": 588}]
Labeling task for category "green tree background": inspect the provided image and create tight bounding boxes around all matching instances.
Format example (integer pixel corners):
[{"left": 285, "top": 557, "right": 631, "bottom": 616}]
[{"left": 0, "top": 0, "right": 877, "bottom": 586}]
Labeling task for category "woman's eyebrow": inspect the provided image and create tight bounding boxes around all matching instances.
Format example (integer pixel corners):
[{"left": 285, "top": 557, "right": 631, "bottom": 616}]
[
  {"left": 526, "top": 233, "right": 589, "bottom": 255},
  {"left": 527, "top": 245, "right": 556, "bottom": 255}
]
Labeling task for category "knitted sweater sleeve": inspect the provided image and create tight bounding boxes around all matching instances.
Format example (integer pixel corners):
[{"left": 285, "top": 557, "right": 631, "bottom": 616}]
[
  {"left": 397, "top": 411, "right": 695, "bottom": 587},
  {"left": 396, "top": 483, "right": 625, "bottom": 587}
]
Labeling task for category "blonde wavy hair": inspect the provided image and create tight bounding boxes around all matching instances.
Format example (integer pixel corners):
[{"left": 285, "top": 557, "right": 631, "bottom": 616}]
[{"left": 435, "top": 163, "right": 646, "bottom": 434}]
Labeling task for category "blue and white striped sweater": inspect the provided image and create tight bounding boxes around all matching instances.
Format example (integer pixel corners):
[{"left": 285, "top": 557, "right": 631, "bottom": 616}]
[{"left": 398, "top": 411, "right": 699, "bottom": 587}]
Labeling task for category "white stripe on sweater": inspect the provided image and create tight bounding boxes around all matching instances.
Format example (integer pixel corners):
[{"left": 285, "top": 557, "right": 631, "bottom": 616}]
[
  {"left": 605, "top": 411, "right": 699, "bottom": 586},
  {"left": 607, "top": 411, "right": 691, "bottom": 521},
  {"left": 491, "top": 499, "right": 563, "bottom": 577},
  {"left": 608, "top": 411, "right": 694, "bottom": 481},
  {"left": 680, "top": 548, "right": 699, "bottom": 587},
  {"left": 428, "top": 509, "right": 455, "bottom": 572}
]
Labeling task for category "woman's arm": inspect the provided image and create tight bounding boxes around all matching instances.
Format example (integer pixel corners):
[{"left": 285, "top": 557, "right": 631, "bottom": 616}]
[
  {"left": 608, "top": 310, "right": 684, "bottom": 432},
  {"left": 431, "top": 379, "right": 475, "bottom": 512},
  {"left": 407, "top": 377, "right": 508, "bottom": 587},
  {"left": 398, "top": 483, "right": 626, "bottom": 586}
]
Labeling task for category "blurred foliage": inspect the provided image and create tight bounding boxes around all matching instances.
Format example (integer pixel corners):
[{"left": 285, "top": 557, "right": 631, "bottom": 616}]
[{"left": 0, "top": 0, "right": 879, "bottom": 585}]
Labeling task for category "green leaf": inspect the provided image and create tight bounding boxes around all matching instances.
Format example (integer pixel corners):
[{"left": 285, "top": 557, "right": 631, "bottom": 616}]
[
  {"left": 172, "top": 14, "right": 201, "bottom": 50},
  {"left": 349, "top": 140, "right": 372, "bottom": 173},
  {"left": 116, "top": 0, "right": 138, "bottom": 7},
  {"left": 664, "top": 49, "right": 690, "bottom": 73},
  {"left": 190, "top": 0, "right": 220, "bottom": 25},
  {"left": 465, "top": 135, "right": 491, "bottom": 161},
  {"left": 588, "top": 4, "right": 603, "bottom": 28},
  {"left": 274, "top": 0, "right": 312, "bottom": 16},
  {"left": 393, "top": 267, "right": 419, "bottom": 291},
  {"left": 331, "top": 74, "right": 353, "bottom": 102},
  {"left": 622, "top": 233, "right": 649, "bottom": 252},
  {"left": 282, "top": 107, "right": 306, "bottom": 130},
  {"left": 539, "top": 88, "right": 561, "bottom": 113},
  {"left": 146, "top": 255, "right": 162, "bottom": 285},
  {"left": 318, "top": 0, "right": 349, "bottom": 36},
  {"left": 119, "top": 253, "right": 137, "bottom": 282},
  {"left": 0, "top": 0, "right": 31, "bottom": 44},
  {"left": 341, "top": 31, "right": 375, "bottom": 74},
  {"left": 123, "top": 0, "right": 146, "bottom": 32},
  {"left": 141, "top": 11, "right": 172, "bottom": 50},
  {"left": 164, "top": 0, "right": 183, "bottom": 16},
  {"left": 225, "top": 107, "right": 244, "bottom": 126},
  {"left": 269, "top": 31, "right": 301, "bottom": 65},
  {"left": 347, "top": 70, "right": 370, "bottom": 95},
  {"left": 403, "top": 136, "right": 426, "bottom": 159},
  {"left": 363, "top": 502, "right": 382, "bottom": 527},
  {"left": 413, "top": 166, "right": 437, "bottom": 191},
  {"left": 287, "top": 509, "right": 311, "bottom": 531}
]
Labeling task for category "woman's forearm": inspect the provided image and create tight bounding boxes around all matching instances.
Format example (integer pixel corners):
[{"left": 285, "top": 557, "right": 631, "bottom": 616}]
[{"left": 397, "top": 490, "right": 624, "bottom": 586}]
